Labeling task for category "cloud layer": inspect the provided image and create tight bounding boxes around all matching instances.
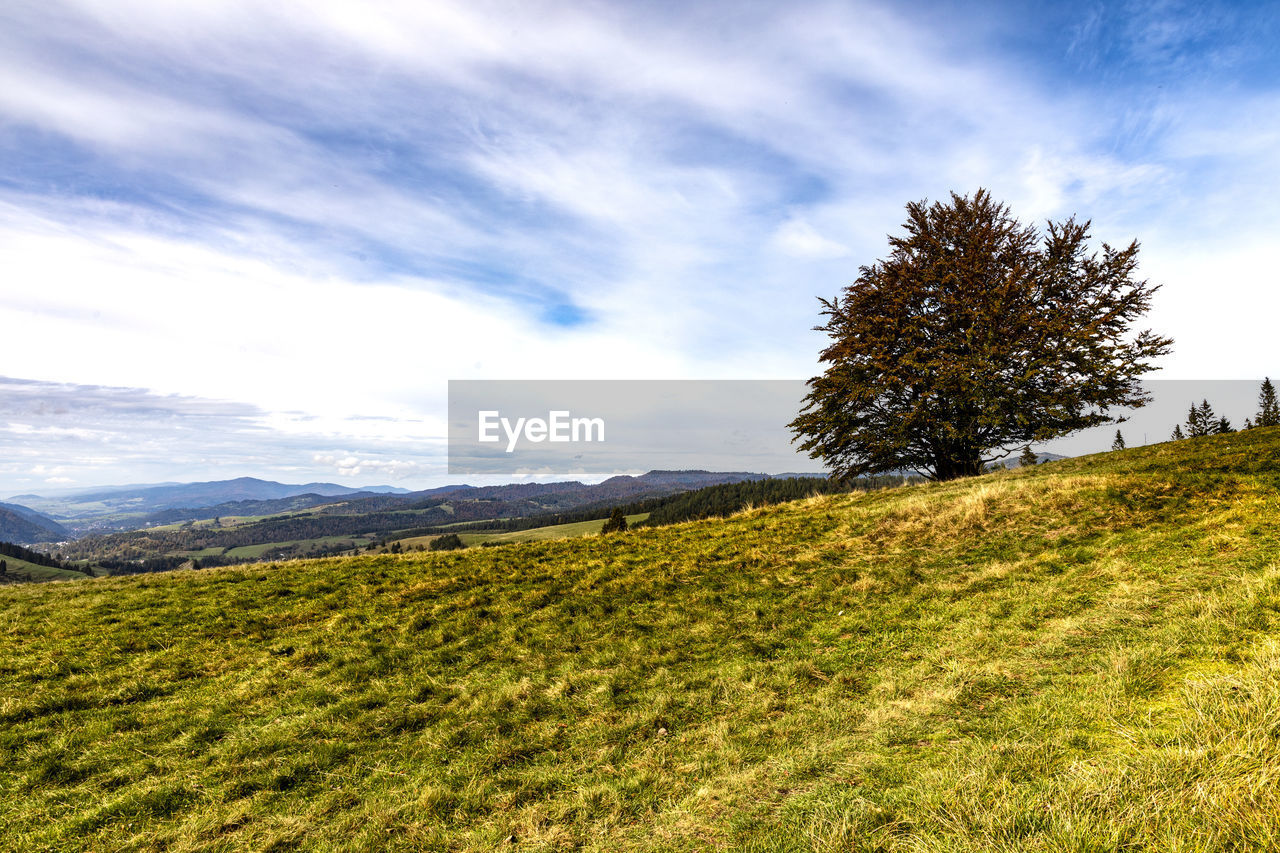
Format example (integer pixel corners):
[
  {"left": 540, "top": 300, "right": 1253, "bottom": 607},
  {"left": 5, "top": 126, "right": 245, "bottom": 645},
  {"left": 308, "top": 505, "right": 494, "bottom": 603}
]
[
  {"left": 0, "top": 376, "right": 444, "bottom": 494},
  {"left": 2, "top": 0, "right": 1279, "bottom": 490}
]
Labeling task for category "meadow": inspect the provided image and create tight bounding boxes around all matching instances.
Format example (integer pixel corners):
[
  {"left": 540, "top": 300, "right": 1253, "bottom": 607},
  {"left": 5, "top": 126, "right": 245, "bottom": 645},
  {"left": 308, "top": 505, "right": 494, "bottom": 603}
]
[
  {"left": 0, "top": 556, "right": 88, "bottom": 583},
  {"left": 392, "top": 513, "right": 652, "bottom": 550},
  {"left": 3, "top": 430, "right": 1280, "bottom": 850}
]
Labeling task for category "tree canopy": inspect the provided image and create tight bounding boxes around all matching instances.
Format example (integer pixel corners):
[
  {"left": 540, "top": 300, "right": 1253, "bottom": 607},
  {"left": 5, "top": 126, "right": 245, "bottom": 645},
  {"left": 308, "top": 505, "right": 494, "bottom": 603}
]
[{"left": 791, "top": 189, "right": 1172, "bottom": 481}]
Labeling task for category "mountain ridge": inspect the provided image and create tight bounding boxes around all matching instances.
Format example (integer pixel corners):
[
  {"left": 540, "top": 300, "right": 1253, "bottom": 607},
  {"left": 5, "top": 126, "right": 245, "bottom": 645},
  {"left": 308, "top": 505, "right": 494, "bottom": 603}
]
[{"left": 0, "top": 505, "right": 70, "bottom": 543}]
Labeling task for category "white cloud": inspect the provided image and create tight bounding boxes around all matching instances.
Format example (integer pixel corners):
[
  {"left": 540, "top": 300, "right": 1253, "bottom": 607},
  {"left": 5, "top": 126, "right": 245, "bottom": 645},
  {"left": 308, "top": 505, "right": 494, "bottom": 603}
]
[
  {"left": 0, "top": 211, "right": 690, "bottom": 407},
  {"left": 772, "top": 219, "right": 850, "bottom": 260},
  {"left": 1, "top": 0, "right": 1278, "bottom": 491},
  {"left": 312, "top": 453, "right": 422, "bottom": 479}
]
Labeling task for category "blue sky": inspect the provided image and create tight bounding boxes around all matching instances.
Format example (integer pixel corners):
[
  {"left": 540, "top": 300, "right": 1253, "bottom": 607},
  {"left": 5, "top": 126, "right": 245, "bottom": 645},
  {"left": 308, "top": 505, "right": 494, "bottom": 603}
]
[{"left": 2, "top": 0, "right": 1279, "bottom": 493}]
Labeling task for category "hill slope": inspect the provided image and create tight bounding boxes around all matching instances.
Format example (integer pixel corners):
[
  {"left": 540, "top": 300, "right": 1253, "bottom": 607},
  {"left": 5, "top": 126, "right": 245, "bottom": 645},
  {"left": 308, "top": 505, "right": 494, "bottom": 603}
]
[
  {"left": 0, "top": 504, "right": 69, "bottom": 543},
  {"left": 4, "top": 431, "right": 1280, "bottom": 850},
  {"left": 12, "top": 478, "right": 408, "bottom": 526}
]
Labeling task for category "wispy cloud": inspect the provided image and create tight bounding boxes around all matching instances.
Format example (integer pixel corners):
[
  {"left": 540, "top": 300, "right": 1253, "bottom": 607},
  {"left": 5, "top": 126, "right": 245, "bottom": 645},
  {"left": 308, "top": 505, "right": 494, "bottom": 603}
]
[
  {"left": 312, "top": 453, "right": 422, "bottom": 479},
  {"left": 1, "top": 0, "right": 1279, "bottom": 490},
  {"left": 0, "top": 376, "right": 438, "bottom": 492}
]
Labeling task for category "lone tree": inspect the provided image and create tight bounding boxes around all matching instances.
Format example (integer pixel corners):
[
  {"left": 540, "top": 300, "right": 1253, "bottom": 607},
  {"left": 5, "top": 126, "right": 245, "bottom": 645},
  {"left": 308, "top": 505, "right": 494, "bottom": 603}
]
[
  {"left": 1019, "top": 445, "right": 1038, "bottom": 467},
  {"left": 1256, "top": 378, "right": 1280, "bottom": 428},
  {"left": 1112, "top": 430, "right": 1126, "bottom": 451},
  {"left": 600, "top": 507, "right": 629, "bottom": 534},
  {"left": 791, "top": 190, "right": 1172, "bottom": 480}
]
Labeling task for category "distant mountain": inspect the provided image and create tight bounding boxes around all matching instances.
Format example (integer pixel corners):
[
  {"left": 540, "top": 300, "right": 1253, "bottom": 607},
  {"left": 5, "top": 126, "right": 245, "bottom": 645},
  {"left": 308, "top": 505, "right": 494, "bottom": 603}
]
[
  {"left": 30, "top": 470, "right": 828, "bottom": 543},
  {"left": 0, "top": 504, "right": 69, "bottom": 543},
  {"left": 389, "top": 471, "right": 767, "bottom": 510},
  {"left": 0, "top": 501, "right": 66, "bottom": 527},
  {"left": 67, "top": 477, "right": 373, "bottom": 506},
  {"left": 134, "top": 492, "right": 389, "bottom": 527},
  {"left": 58, "top": 468, "right": 909, "bottom": 568},
  {"left": 998, "top": 452, "right": 1069, "bottom": 469},
  {"left": 12, "top": 477, "right": 415, "bottom": 526},
  {"left": 634, "top": 470, "right": 767, "bottom": 487}
]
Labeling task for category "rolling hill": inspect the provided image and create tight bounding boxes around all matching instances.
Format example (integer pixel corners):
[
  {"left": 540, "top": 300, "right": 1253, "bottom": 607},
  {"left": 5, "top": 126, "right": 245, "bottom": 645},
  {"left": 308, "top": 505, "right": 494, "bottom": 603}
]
[
  {"left": 3, "top": 431, "right": 1280, "bottom": 850},
  {"left": 52, "top": 470, "right": 783, "bottom": 564},
  {"left": 9, "top": 478, "right": 410, "bottom": 526},
  {"left": 0, "top": 504, "right": 69, "bottom": 543}
]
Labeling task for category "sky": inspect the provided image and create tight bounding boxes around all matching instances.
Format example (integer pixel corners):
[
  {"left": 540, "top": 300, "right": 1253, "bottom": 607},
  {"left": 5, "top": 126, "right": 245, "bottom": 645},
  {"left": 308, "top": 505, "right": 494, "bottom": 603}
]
[{"left": 2, "top": 0, "right": 1279, "bottom": 494}]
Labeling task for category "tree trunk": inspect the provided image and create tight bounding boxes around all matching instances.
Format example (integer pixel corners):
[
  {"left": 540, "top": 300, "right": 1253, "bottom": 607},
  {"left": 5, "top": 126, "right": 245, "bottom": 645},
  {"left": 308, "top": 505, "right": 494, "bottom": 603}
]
[{"left": 932, "top": 446, "right": 984, "bottom": 480}]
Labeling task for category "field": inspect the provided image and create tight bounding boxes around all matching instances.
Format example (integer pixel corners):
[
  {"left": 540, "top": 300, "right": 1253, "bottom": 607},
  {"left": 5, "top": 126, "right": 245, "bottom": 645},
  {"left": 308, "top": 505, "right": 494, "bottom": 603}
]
[
  {"left": 4, "top": 430, "right": 1280, "bottom": 850},
  {"left": 0, "top": 555, "right": 88, "bottom": 583},
  {"left": 392, "top": 513, "right": 652, "bottom": 550},
  {"left": 160, "top": 513, "right": 650, "bottom": 562},
  {"left": 222, "top": 536, "right": 374, "bottom": 561}
]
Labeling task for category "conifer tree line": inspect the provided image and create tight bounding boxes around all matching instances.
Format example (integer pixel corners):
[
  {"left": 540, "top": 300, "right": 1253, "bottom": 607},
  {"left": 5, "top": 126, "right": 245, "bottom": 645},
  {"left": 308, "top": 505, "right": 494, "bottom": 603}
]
[
  {"left": 1181, "top": 399, "right": 1232, "bottom": 438},
  {"left": 1167, "top": 378, "right": 1279, "bottom": 441},
  {"left": 426, "top": 476, "right": 913, "bottom": 537},
  {"left": 0, "top": 541, "right": 72, "bottom": 570},
  {"left": 635, "top": 475, "right": 912, "bottom": 527}
]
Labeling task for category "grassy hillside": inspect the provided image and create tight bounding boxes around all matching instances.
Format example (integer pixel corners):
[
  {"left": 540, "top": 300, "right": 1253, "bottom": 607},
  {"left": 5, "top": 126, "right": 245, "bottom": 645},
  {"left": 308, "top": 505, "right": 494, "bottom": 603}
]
[
  {"left": 4, "top": 431, "right": 1280, "bottom": 851},
  {"left": 0, "top": 555, "right": 89, "bottom": 583},
  {"left": 391, "top": 513, "right": 653, "bottom": 550},
  {"left": 457, "top": 512, "right": 651, "bottom": 546}
]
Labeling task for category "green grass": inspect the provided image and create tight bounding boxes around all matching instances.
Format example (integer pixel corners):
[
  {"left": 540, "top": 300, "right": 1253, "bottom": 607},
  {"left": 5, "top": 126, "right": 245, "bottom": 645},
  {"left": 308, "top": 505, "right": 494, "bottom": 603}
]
[
  {"left": 462, "top": 512, "right": 651, "bottom": 545},
  {"left": 172, "top": 547, "right": 229, "bottom": 559},
  {"left": 0, "top": 556, "right": 89, "bottom": 583},
  {"left": 219, "top": 536, "right": 372, "bottom": 560},
  {"left": 221, "top": 541, "right": 299, "bottom": 559},
  {"left": 5, "top": 430, "right": 1280, "bottom": 850},
  {"left": 392, "top": 513, "right": 652, "bottom": 550}
]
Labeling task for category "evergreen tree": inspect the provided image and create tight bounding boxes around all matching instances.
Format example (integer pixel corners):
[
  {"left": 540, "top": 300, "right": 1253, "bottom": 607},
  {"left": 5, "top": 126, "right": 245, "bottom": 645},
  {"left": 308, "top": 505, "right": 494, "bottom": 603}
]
[
  {"left": 1019, "top": 445, "right": 1038, "bottom": 467},
  {"left": 429, "top": 533, "right": 464, "bottom": 551},
  {"left": 1245, "top": 418, "right": 1254, "bottom": 430},
  {"left": 1257, "top": 378, "right": 1280, "bottom": 427},
  {"left": 1185, "top": 400, "right": 1216, "bottom": 438},
  {"left": 1215, "top": 416, "right": 1234, "bottom": 434},
  {"left": 601, "top": 507, "right": 629, "bottom": 534},
  {"left": 0, "top": 558, "right": 6, "bottom": 575},
  {"left": 1111, "top": 430, "right": 1126, "bottom": 451},
  {"left": 1171, "top": 424, "right": 1185, "bottom": 441}
]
